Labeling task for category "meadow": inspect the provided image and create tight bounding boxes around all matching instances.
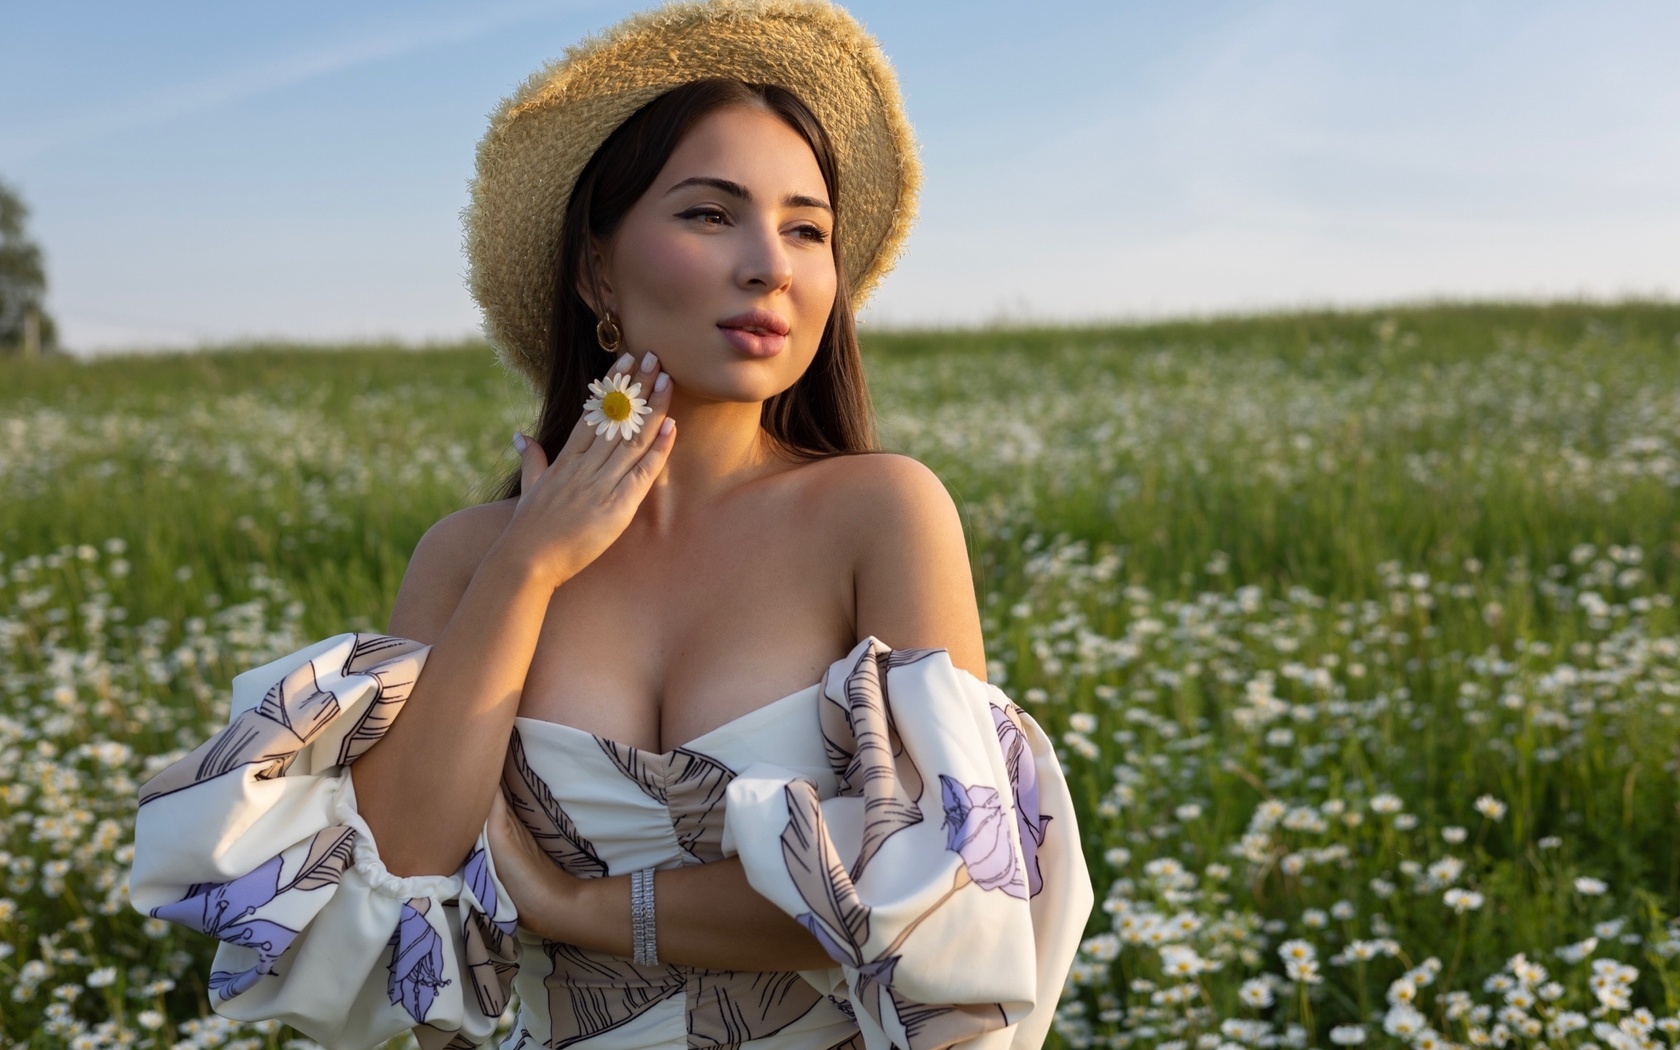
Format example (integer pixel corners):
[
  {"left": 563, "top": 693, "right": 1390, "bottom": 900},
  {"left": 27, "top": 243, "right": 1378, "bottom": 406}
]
[{"left": 2, "top": 300, "right": 1680, "bottom": 1050}]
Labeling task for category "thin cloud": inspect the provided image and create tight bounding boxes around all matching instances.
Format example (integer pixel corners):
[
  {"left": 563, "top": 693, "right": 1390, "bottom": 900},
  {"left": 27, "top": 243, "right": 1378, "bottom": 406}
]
[{"left": 2, "top": 1, "right": 584, "bottom": 163}]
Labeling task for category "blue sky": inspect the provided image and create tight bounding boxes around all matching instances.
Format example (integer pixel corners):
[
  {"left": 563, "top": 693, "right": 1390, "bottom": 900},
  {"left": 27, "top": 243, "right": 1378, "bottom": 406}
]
[{"left": 4, "top": 1, "right": 1678, "bottom": 351}]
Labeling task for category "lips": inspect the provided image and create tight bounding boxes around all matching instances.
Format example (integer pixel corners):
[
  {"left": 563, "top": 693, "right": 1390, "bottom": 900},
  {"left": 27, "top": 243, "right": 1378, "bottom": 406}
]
[
  {"left": 717, "top": 309, "right": 790, "bottom": 358},
  {"left": 717, "top": 309, "right": 790, "bottom": 337}
]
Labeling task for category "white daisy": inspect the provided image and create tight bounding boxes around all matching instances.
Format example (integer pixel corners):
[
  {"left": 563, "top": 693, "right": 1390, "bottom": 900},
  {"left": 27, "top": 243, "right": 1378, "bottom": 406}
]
[{"left": 582, "top": 372, "right": 651, "bottom": 441}]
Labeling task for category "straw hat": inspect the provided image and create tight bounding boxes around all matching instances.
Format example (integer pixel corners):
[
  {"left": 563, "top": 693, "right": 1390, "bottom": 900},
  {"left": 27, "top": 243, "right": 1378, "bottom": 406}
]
[{"left": 464, "top": 0, "right": 920, "bottom": 393}]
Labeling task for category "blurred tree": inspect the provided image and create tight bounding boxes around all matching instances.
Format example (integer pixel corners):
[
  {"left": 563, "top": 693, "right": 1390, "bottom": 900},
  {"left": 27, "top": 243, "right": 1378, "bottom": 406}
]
[{"left": 0, "top": 177, "right": 57, "bottom": 357}]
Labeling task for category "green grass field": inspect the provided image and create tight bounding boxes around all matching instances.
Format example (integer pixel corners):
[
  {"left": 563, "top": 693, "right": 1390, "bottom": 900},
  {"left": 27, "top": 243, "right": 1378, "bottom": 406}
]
[{"left": 3, "top": 300, "right": 1680, "bottom": 1049}]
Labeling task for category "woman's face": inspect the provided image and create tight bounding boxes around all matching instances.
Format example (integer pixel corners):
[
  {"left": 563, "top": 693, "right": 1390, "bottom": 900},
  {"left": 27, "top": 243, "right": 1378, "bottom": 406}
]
[{"left": 593, "top": 104, "right": 837, "bottom": 406}]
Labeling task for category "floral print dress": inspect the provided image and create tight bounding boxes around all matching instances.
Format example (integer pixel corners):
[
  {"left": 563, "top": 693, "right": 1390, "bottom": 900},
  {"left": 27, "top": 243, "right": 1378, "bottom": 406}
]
[{"left": 129, "top": 633, "right": 1094, "bottom": 1050}]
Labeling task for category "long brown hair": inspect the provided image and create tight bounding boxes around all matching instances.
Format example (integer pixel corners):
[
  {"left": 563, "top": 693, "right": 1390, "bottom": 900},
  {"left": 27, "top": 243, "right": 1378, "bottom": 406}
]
[{"left": 493, "top": 78, "right": 876, "bottom": 501}]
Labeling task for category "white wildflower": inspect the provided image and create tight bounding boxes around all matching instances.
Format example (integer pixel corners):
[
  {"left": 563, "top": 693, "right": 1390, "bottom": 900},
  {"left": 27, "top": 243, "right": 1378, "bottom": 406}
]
[
  {"left": 1238, "top": 978, "right": 1274, "bottom": 1008},
  {"left": 581, "top": 372, "right": 653, "bottom": 441},
  {"left": 1426, "top": 856, "right": 1465, "bottom": 887},
  {"left": 1160, "top": 945, "right": 1208, "bottom": 978},
  {"left": 1474, "top": 795, "right": 1507, "bottom": 821},
  {"left": 1385, "top": 1004, "right": 1427, "bottom": 1038},
  {"left": 1370, "top": 793, "right": 1404, "bottom": 814}
]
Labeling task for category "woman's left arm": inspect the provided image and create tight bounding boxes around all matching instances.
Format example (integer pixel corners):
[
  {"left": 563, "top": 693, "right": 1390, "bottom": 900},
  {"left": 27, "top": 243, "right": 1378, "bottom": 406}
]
[
  {"left": 841, "top": 452, "right": 987, "bottom": 678},
  {"left": 487, "top": 790, "right": 835, "bottom": 970}
]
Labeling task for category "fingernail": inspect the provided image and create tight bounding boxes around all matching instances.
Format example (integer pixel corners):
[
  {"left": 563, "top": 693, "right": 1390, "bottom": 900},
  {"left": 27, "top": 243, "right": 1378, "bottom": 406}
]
[
  {"left": 512, "top": 432, "right": 528, "bottom": 453},
  {"left": 616, "top": 352, "right": 633, "bottom": 371},
  {"left": 659, "top": 418, "right": 674, "bottom": 435},
  {"left": 654, "top": 372, "right": 669, "bottom": 393},
  {"left": 641, "top": 351, "right": 657, "bottom": 372}
]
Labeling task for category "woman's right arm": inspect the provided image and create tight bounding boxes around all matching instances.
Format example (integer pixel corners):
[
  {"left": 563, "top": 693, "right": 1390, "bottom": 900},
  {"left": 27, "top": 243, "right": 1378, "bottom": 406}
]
[{"left": 353, "top": 350, "right": 676, "bottom": 877}]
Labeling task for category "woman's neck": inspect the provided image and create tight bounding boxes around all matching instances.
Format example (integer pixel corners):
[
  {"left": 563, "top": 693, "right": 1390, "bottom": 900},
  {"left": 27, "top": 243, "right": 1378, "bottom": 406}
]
[{"left": 636, "top": 390, "right": 787, "bottom": 530}]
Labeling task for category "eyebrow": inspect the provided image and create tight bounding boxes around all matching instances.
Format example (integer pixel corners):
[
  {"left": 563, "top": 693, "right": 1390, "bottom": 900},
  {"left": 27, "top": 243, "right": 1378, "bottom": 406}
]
[{"left": 664, "top": 175, "right": 832, "bottom": 213}]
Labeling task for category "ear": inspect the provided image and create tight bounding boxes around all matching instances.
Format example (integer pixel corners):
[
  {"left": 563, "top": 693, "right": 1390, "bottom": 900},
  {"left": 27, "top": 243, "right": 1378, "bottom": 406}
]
[{"left": 574, "top": 236, "right": 615, "bottom": 318}]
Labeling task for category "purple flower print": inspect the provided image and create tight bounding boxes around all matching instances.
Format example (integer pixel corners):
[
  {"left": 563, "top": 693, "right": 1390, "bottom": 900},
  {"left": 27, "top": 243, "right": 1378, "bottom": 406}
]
[
  {"left": 938, "top": 774, "right": 1026, "bottom": 899},
  {"left": 207, "top": 969, "right": 252, "bottom": 1000},
  {"left": 387, "top": 898, "right": 451, "bottom": 1022},
  {"left": 992, "top": 704, "right": 1053, "bottom": 898},
  {"left": 857, "top": 954, "right": 898, "bottom": 988},
  {"left": 461, "top": 846, "right": 492, "bottom": 910},
  {"left": 461, "top": 846, "right": 517, "bottom": 938},
  {"left": 148, "top": 827, "right": 356, "bottom": 1001},
  {"left": 150, "top": 855, "right": 281, "bottom": 936},
  {"left": 794, "top": 911, "right": 853, "bottom": 967},
  {"left": 849, "top": 953, "right": 902, "bottom": 1036},
  {"left": 150, "top": 855, "right": 302, "bottom": 1000}
]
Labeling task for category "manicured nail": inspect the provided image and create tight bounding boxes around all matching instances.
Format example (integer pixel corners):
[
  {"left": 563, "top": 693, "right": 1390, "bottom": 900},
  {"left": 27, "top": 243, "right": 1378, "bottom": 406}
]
[
  {"left": 654, "top": 372, "right": 669, "bottom": 393},
  {"left": 616, "top": 352, "right": 633, "bottom": 371},
  {"left": 659, "top": 418, "right": 674, "bottom": 435},
  {"left": 641, "top": 351, "right": 658, "bottom": 372},
  {"left": 512, "top": 432, "right": 528, "bottom": 453}
]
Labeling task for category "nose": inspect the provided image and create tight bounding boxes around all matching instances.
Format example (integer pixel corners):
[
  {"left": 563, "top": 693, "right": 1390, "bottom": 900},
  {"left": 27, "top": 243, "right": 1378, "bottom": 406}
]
[{"left": 735, "top": 217, "right": 794, "bottom": 294}]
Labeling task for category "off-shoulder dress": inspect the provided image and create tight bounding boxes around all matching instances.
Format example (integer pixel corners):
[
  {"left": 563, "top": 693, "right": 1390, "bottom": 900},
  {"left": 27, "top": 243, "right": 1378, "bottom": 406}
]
[{"left": 129, "top": 632, "right": 1094, "bottom": 1050}]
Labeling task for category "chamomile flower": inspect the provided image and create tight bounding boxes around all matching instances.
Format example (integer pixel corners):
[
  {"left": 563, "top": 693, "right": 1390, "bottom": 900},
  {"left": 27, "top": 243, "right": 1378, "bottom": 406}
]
[
  {"left": 1444, "top": 888, "right": 1485, "bottom": 913},
  {"left": 582, "top": 373, "right": 652, "bottom": 441},
  {"left": 1238, "top": 978, "right": 1275, "bottom": 1008},
  {"left": 1474, "top": 795, "right": 1507, "bottom": 821}
]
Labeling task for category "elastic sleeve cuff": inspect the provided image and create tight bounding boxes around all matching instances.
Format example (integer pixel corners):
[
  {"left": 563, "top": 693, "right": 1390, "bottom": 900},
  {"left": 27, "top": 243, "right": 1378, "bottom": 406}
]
[{"left": 332, "top": 767, "right": 466, "bottom": 902}]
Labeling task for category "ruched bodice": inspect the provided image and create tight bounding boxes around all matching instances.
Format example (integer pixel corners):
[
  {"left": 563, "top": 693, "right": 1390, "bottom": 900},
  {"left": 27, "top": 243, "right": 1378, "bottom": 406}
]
[
  {"left": 129, "top": 633, "right": 1093, "bottom": 1050},
  {"left": 504, "top": 683, "right": 836, "bottom": 875},
  {"left": 499, "top": 692, "right": 856, "bottom": 1050}
]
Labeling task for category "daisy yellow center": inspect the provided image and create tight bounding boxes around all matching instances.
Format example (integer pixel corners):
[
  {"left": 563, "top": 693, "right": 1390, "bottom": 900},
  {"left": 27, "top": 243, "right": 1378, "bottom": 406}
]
[{"left": 600, "top": 390, "right": 633, "bottom": 422}]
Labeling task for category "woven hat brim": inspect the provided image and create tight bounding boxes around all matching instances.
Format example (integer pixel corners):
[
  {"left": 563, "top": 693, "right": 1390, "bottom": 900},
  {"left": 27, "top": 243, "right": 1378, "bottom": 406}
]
[{"left": 464, "top": 0, "right": 921, "bottom": 393}]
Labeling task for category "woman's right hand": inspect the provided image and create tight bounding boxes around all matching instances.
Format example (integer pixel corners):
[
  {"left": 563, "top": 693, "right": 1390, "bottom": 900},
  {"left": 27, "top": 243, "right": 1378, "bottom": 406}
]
[{"left": 496, "top": 350, "right": 677, "bottom": 588}]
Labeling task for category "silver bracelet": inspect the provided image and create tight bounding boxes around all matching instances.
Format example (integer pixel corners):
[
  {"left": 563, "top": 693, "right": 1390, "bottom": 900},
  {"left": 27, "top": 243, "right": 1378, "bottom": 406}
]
[{"left": 631, "top": 867, "right": 659, "bottom": 966}]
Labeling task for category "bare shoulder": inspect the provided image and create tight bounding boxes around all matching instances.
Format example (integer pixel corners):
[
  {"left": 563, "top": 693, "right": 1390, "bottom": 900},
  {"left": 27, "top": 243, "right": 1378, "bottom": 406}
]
[
  {"left": 801, "top": 451, "right": 962, "bottom": 537},
  {"left": 784, "top": 450, "right": 967, "bottom": 577},
  {"left": 797, "top": 453, "right": 985, "bottom": 678},
  {"left": 386, "top": 498, "right": 518, "bottom": 644}
]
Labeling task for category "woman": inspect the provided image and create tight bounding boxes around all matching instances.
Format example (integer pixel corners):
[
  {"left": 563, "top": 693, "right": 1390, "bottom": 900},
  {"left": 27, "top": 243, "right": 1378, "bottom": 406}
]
[{"left": 128, "top": 3, "right": 1092, "bottom": 1049}]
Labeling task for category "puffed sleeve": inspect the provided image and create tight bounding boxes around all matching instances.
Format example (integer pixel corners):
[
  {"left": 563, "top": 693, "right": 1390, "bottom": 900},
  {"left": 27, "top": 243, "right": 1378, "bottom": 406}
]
[
  {"left": 720, "top": 636, "right": 1095, "bottom": 1050},
  {"left": 128, "top": 632, "right": 521, "bottom": 1050}
]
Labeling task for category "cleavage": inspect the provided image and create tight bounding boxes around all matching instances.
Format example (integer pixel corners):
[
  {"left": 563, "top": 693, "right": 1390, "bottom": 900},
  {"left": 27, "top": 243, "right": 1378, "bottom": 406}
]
[{"left": 515, "top": 680, "right": 818, "bottom": 757}]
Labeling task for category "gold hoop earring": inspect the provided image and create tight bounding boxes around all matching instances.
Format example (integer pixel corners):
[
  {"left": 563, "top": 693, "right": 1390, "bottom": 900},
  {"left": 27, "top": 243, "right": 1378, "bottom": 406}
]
[{"left": 595, "top": 313, "right": 622, "bottom": 353}]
